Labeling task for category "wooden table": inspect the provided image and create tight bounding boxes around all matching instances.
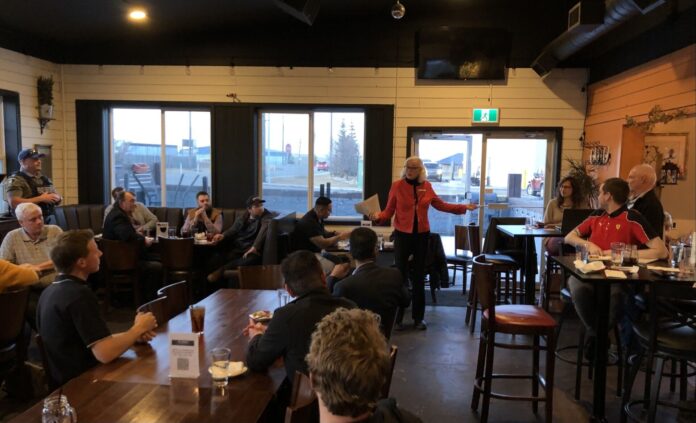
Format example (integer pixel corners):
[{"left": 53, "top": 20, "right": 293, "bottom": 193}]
[
  {"left": 549, "top": 255, "right": 695, "bottom": 422},
  {"left": 10, "top": 289, "right": 285, "bottom": 423},
  {"left": 497, "top": 225, "right": 564, "bottom": 304}
]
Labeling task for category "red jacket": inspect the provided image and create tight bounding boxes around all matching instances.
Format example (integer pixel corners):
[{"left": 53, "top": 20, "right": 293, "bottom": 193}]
[{"left": 376, "top": 179, "right": 469, "bottom": 233}]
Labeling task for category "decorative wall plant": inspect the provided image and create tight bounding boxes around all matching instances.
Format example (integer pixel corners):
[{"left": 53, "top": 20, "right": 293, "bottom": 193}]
[
  {"left": 625, "top": 105, "right": 688, "bottom": 132},
  {"left": 37, "top": 75, "right": 55, "bottom": 133}
]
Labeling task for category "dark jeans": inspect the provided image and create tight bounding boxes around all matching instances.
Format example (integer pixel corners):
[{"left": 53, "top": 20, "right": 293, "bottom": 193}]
[{"left": 394, "top": 230, "right": 429, "bottom": 323}]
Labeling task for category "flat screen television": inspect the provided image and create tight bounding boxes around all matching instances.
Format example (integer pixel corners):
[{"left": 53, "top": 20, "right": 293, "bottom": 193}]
[{"left": 416, "top": 27, "right": 510, "bottom": 81}]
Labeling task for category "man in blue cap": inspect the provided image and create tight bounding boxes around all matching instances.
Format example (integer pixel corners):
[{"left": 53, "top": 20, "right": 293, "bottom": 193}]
[{"left": 3, "top": 148, "right": 62, "bottom": 222}]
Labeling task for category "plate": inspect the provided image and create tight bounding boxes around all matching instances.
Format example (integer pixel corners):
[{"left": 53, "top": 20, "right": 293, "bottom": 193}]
[
  {"left": 208, "top": 362, "right": 247, "bottom": 378},
  {"left": 249, "top": 310, "right": 273, "bottom": 323},
  {"left": 194, "top": 239, "right": 210, "bottom": 245}
]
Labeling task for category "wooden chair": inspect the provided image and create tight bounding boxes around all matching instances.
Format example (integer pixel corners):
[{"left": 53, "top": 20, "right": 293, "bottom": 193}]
[
  {"left": 101, "top": 238, "right": 142, "bottom": 308},
  {"left": 159, "top": 237, "right": 195, "bottom": 297},
  {"left": 157, "top": 280, "right": 191, "bottom": 321},
  {"left": 380, "top": 345, "right": 399, "bottom": 399},
  {"left": 465, "top": 224, "right": 522, "bottom": 333},
  {"left": 35, "top": 333, "right": 58, "bottom": 391},
  {"left": 470, "top": 255, "right": 557, "bottom": 423},
  {"left": 0, "top": 287, "right": 30, "bottom": 397},
  {"left": 136, "top": 296, "right": 169, "bottom": 325},
  {"left": 445, "top": 225, "right": 473, "bottom": 294},
  {"left": 238, "top": 264, "right": 284, "bottom": 290},
  {"left": 285, "top": 371, "right": 318, "bottom": 423}
]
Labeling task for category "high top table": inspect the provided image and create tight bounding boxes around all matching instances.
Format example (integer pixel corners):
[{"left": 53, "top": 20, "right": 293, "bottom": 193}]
[
  {"left": 549, "top": 255, "right": 695, "bottom": 422},
  {"left": 10, "top": 289, "right": 286, "bottom": 423},
  {"left": 497, "top": 224, "right": 564, "bottom": 305}
]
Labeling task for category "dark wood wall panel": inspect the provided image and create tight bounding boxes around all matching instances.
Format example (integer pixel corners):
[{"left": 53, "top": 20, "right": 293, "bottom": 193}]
[
  {"left": 211, "top": 105, "right": 257, "bottom": 208},
  {"left": 364, "top": 106, "right": 394, "bottom": 209},
  {"left": 75, "top": 100, "right": 109, "bottom": 204}
]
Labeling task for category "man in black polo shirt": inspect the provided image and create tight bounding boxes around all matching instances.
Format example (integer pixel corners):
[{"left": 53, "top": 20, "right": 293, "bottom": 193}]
[
  {"left": 37, "top": 230, "right": 157, "bottom": 386},
  {"left": 293, "top": 196, "right": 351, "bottom": 273}
]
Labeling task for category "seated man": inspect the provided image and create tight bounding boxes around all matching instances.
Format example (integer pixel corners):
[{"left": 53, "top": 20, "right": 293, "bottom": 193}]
[
  {"left": 104, "top": 187, "right": 158, "bottom": 235},
  {"left": 293, "top": 196, "right": 351, "bottom": 273},
  {"left": 626, "top": 164, "right": 664, "bottom": 238},
  {"left": 0, "top": 259, "right": 39, "bottom": 292},
  {"left": 307, "top": 308, "right": 422, "bottom": 423},
  {"left": 207, "top": 196, "right": 275, "bottom": 282},
  {"left": 103, "top": 190, "right": 161, "bottom": 300},
  {"left": 0, "top": 203, "right": 63, "bottom": 327},
  {"left": 245, "top": 250, "right": 355, "bottom": 390},
  {"left": 331, "top": 227, "right": 411, "bottom": 336},
  {"left": 37, "top": 230, "right": 157, "bottom": 387},
  {"left": 181, "top": 191, "right": 222, "bottom": 236},
  {"left": 564, "top": 177, "right": 667, "bottom": 355}
]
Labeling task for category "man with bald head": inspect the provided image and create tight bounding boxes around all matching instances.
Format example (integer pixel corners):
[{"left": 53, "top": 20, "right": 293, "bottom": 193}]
[{"left": 627, "top": 164, "right": 664, "bottom": 238}]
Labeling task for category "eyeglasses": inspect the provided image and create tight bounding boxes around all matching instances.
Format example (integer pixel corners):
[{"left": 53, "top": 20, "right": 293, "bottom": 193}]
[{"left": 405, "top": 166, "right": 420, "bottom": 170}]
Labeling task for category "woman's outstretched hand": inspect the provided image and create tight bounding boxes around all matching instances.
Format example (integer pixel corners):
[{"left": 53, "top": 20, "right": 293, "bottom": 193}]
[{"left": 465, "top": 203, "right": 478, "bottom": 211}]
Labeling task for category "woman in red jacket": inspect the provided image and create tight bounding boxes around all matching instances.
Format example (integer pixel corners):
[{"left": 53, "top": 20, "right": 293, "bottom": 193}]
[{"left": 371, "top": 156, "right": 476, "bottom": 330}]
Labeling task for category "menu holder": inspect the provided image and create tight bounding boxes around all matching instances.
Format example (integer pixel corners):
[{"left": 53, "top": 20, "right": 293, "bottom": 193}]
[
  {"left": 169, "top": 332, "right": 200, "bottom": 379},
  {"left": 157, "top": 222, "right": 169, "bottom": 240}
]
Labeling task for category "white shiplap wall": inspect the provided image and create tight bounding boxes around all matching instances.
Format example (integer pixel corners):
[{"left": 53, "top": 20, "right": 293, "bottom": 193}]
[
  {"left": 0, "top": 47, "right": 65, "bottom": 196},
  {"left": 1, "top": 46, "right": 588, "bottom": 204}
]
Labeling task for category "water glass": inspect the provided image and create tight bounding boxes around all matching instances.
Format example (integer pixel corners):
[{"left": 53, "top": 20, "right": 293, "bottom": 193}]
[
  {"left": 525, "top": 217, "right": 534, "bottom": 230},
  {"left": 42, "top": 395, "right": 76, "bottom": 423},
  {"left": 610, "top": 242, "right": 625, "bottom": 267},
  {"left": 679, "top": 246, "right": 695, "bottom": 277},
  {"left": 211, "top": 348, "right": 231, "bottom": 388},
  {"left": 669, "top": 242, "right": 685, "bottom": 268},
  {"left": 575, "top": 243, "right": 589, "bottom": 263},
  {"left": 168, "top": 228, "right": 177, "bottom": 238},
  {"left": 277, "top": 289, "right": 290, "bottom": 308}
]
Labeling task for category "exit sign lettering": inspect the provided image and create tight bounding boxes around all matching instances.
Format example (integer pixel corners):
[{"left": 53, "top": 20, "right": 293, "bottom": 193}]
[{"left": 472, "top": 108, "right": 499, "bottom": 124}]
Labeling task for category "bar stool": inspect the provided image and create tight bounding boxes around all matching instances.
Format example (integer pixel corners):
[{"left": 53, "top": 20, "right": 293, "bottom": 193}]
[
  {"left": 466, "top": 224, "right": 522, "bottom": 333},
  {"left": 470, "top": 255, "right": 557, "bottom": 423}
]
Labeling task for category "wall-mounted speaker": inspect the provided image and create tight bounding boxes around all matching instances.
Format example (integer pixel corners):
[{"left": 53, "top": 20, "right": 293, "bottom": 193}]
[{"left": 274, "top": 0, "right": 321, "bottom": 25}]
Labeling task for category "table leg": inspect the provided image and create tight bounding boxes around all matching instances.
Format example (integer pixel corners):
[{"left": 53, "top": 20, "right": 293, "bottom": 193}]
[
  {"left": 524, "top": 237, "right": 536, "bottom": 304},
  {"left": 591, "top": 282, "right": 610, "bottom": 422}
]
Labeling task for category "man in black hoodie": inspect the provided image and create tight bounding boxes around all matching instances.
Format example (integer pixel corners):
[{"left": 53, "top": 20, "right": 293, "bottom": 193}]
[{"left": 306, "top": 308, "right": 422, "bottom": 423}]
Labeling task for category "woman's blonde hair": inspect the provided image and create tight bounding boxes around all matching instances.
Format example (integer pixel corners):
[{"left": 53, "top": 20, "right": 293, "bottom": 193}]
[{"left": 399, "top": 156, "right": 427, "bottom": 183}]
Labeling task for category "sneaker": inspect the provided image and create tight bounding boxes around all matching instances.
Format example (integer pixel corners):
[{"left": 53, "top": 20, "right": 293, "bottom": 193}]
[{"left": 414, "top": 320, "right": 427, "bottom": 330}]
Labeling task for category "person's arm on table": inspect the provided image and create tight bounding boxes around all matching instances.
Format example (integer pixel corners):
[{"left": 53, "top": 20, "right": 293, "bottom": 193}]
[
  {"left": 91, "top": 312, "right": 157, "bottom": 363},
  {"left": 245, "top": 313, "right": 289, "bottom": 372}
]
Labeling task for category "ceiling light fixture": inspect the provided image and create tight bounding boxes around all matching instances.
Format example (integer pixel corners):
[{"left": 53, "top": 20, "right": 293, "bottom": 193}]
[
  {"left": 128, "top": 9, "right": 147, "bottom": 21},
  {"left": 391, "top": 0, "right": 405, "bottom": 19}
]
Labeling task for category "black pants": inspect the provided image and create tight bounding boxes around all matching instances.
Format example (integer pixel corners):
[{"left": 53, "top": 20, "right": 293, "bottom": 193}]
[{"left": 394, "top": 230, "right": 429, "bottom": 323}]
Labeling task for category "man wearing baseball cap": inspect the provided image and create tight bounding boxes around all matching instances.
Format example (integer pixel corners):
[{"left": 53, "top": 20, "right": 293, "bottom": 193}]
[
  {"left": 3, "top": 148, "right": 62, "bottom": 222},
  {"left": 207, "top": 195, "right": 276, "bottom": 283}
]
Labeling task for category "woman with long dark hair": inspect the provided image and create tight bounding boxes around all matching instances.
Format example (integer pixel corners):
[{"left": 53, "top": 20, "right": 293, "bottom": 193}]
[
  {"left": 543, "top": 175, "right": 588, "bottom": 254},
  {"left": 371, "top": 156, "right": 476, "bottom": 330}
]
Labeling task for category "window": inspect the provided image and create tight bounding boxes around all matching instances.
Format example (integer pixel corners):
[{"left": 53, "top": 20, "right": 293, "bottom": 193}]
[
  {"left": 111, "top": 108, "right": 211, "bottom": 208},
  {"left": 260, "top": 111, "right": 365, "bottom": 217}
]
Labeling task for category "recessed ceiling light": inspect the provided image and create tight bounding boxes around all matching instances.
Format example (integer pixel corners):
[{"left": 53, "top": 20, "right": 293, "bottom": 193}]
[{"left": 129, "top": 9, "right": 147, "bottom": 21}]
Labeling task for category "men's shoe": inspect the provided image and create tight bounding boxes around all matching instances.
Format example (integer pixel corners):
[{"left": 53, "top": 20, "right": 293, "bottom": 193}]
[
  {"left": 394, "top": 323, "right": 405, "bottom": 332},
  {"left": 414, "top": 320, "right": 427, "bottom": 330}
]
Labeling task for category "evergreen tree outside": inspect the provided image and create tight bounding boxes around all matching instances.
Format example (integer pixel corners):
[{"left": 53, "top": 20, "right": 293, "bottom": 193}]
[{"left": 331, "top": 120, "right": 360, "bottom": 178}]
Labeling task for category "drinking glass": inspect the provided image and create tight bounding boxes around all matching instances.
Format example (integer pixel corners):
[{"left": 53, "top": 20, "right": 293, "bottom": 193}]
[
  {"left": 189, "top": 305, "right": 205, "bottom": 333},
  {"left": 622, "top": 244, "right": 638, "bottom": 266},
  {"left": 168, "top": 228, "right": 177, "bottom": 238},
  {"left": 525, "top": 217, "right": 534, "bottom": 230},
  {"left": 610, "top": 242, "right": 625, "bottom": 267},
  {"left": 575, "top": 243, "right": 589, "bottom": 264},
  {"left": 211, "top": 348, "right": 231, "bottom": 388},
  {"left": 277, "top": 289, "right": 290, "bottom": 308},
  {"left": 42, "top": 395, "right": 76, "bottom": 423},
  {"left": 679, "top": 246, "right": 695, "bottom": 277},
  {"left": 669, "top": 242, "right": 685, "bottom": 268}
]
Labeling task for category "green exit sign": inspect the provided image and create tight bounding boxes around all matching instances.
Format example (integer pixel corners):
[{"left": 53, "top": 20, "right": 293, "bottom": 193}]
[{"left": 472, "top": 108, "right": 499, "bottom": 124}]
